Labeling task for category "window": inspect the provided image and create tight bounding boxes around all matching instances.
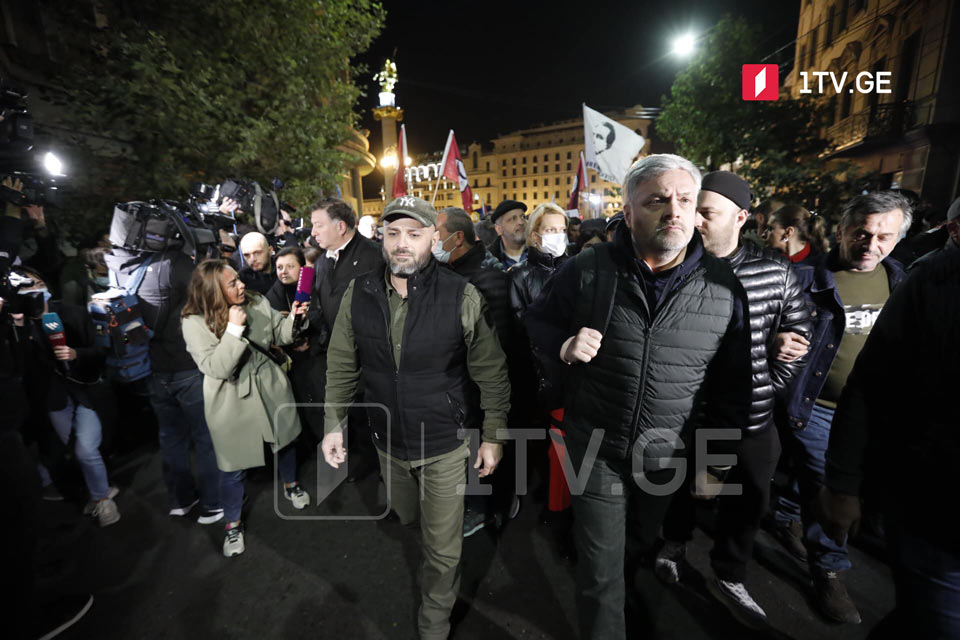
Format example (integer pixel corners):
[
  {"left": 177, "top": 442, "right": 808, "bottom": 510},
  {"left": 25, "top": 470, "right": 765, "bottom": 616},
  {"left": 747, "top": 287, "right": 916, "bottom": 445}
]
[
  {"left": 543, "top": 154, "right": 548, "bottom": 161},
  {"left": 472, "top": 152, "right": 478, "bottom": 170},
  {"left": 533, "top": 179, "right": 538, "bottom": 186},
  {"left": 533, "top": 165, "right": 538, "bottom": 174},
  {"left": 486, "top": 162, "right": 490, "bottom": 171},
  {"left": 523, "top": 193, "right": 527, "bottom": 199},
  {"left": 544, "top": 165, "right": 550, "bottom": 173},
  {"left": 522, "top": 156, "right": 527, "bottom": 164},
  {"left": 502, "top": 170, "right": 507, "bottom": 177},
  {"left": 555, "top": 177, "right": 560, "bottom": 185},
  {"left": 523, "top": 180, "right": 527, "bottom": 187},
  {"left": 555, "top": 153, "right": 560, "bottom": 160},
  {"left": 512, "top": 168, "right": 516, "bottom": 176},
  {"left": 837, "top": 1, "right": 847, "bottom": 32},
  {"left": 566, "top": 151, "right": 572, "bottom": 159},
  {"left": 555, "top": 191, "right": 560, "bottom": 199},
  {"left": 522, "top": 167, "right": 527, "bottom": 175},
  {"left": 555, "top": 164, "right": 560, "bottom": 172},
  {"left": 486, "top": 193, "right": 491, "bottom": 203},
  {"left": 840, "top": 82, "right": 853, "bottom": 119},
  {"left": 486, "top": 178, "right": 490, "bottom": 186},
  {"left": 591, "top": 174, "right": 597, "bottom": 183},
  {"left": 567, "top": 163, "right": 571, "bottom": 171},
  {"left": 513, "top": 181, "right": 517, "bottom": 188},
  {"left": 512, "top": 158, "right": 516, "bottom": 165},
  {"left": 502, "top": 159, "right": 507, "bottom": 167},
  {"left": 567, "top": 177, "right": 571, "bottom": 185},
  {"left": 543, "top": 192, "right": 548, "bottom": 199}
]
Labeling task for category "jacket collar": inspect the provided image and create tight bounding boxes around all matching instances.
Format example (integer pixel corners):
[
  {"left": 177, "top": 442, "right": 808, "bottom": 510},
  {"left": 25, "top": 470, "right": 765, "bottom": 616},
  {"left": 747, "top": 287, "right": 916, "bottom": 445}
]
[
  {"left": 809, "top": 248, "right": 905, "bottom": 294},
  {"left": 526, "top": 246, "right": 566, "bottom": 269},
  {"left": 613, "top": 223, "right": 705, "bottom": 281}
]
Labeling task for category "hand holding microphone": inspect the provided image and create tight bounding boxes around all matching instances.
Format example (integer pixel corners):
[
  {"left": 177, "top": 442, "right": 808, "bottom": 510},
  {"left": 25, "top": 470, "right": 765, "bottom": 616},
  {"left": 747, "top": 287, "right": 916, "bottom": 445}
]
[
  {"left": 41, "top": 312, "right": 71, "bottom": 373},
  {"left": 293, "top": 265, "right": 314, "bottom": 333}
]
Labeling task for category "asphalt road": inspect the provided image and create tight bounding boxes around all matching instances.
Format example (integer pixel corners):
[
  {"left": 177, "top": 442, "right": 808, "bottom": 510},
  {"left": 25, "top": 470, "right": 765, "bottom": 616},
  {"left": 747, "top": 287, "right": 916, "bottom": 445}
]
[{"left": 36, "top": 442, "right": 894, "bottom": 639}]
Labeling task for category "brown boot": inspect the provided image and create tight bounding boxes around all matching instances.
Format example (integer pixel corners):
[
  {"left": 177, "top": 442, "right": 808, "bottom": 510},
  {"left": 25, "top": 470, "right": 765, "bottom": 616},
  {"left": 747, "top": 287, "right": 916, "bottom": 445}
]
[
  {"left": 772, "top": 519, "right": 808, "bottom": 562},
  {"left": 811, "top": 568, "right": 861, "bottom": 624}
]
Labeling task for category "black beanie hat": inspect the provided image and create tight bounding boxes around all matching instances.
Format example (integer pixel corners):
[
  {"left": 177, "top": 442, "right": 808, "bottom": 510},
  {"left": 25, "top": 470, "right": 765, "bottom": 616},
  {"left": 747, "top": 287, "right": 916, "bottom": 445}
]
[{"left": 700, "top": 171, "right": 753, "bottom": 211}]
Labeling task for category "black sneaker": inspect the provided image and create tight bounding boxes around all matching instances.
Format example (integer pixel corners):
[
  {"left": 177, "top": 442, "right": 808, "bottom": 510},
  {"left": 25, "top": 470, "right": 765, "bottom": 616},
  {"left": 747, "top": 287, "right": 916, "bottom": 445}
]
[
  {"left": 811, "top": 568, "right": 861, "bottom": 624},
  {"left": 462, "top": 508, "right": 488, "bottom": 538},
  {"left": 37, "top": 593, "right": 93, "bottom": 640},
  {"left": 197, "top": 508, "right": 224, "bottom": 525}
]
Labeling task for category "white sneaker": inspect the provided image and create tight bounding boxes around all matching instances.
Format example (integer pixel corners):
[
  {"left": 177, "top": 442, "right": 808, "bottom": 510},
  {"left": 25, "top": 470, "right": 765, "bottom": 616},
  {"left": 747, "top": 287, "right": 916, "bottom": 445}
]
[
  {"left": 92, "top": 498, "right": 121, "bottom": 527},
  {"left": 197, "top": 508, "right": 224, "bottom": 525},
  {"left": 284, "top": 484, "right": 310, "bottom": 510},
  {"left": 83, "top": 486, "right": 119, "bottom": 516},
  {"left": 169, "top": 498, "right": 199, "bottom": 517},
  {"left": 706, "top": 577, "right": 768, "bottom": 630},
  {"left": 653, "top": 541, "right": 686, "bottom": 584},
  {"left": 223, "top": 523, "right": 245, "bottom": 557}
]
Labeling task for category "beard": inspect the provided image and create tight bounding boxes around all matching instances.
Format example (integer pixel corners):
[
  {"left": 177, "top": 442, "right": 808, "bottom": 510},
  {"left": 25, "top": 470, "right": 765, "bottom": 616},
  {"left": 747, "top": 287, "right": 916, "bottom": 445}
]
[
  {"left": 383, "top": 245, "right": 431, "bottom": 277},
  {"left": 504, "top": 227, "right": 526, "bottom": 246},
  {"left": 643, "top": 223, "right": 690, "bottom": 253}
]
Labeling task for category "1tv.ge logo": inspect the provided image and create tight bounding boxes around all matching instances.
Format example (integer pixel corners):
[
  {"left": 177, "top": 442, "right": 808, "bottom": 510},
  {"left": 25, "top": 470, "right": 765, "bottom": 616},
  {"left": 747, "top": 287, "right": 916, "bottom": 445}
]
[{"left": 742, "top": 64, "right": 779, "bottom": 101}]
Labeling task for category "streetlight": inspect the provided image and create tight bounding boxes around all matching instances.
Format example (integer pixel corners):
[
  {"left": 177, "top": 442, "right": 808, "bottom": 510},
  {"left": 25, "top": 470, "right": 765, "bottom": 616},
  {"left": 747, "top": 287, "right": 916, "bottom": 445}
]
[{"left": 672, "top": 32, "right": 696, "bottom": 58}]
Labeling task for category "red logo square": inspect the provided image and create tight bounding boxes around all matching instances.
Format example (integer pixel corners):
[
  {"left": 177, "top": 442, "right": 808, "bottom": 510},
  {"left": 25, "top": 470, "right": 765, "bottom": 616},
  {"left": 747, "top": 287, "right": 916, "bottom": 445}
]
[{"left": 742, "top": 64, "right": 779, "bottom": 101}]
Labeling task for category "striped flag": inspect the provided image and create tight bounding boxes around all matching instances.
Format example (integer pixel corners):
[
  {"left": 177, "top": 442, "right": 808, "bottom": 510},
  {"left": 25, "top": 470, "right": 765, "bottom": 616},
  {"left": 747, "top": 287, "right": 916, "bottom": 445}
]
[{"left": 568, "top": 151, "right": 587, "bottom": 210}]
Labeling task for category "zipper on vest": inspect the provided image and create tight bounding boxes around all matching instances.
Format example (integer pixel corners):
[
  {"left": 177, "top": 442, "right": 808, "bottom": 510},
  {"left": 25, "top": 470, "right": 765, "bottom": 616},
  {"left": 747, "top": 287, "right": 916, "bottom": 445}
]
[
  {"left": 380, "top": 292, "right": 411, "bottom": 460},
  {"left": 629, "top": 326, "right": 652, "bottom": 443}
]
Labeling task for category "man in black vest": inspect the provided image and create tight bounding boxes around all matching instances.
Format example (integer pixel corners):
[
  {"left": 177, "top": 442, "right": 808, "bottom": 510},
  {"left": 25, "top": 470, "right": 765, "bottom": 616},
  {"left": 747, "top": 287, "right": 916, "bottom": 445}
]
[
  {"left": 321, "top": 195, "right": 511, "bottom": 640},
  {"left": 308, "top": 198, "right": 383, "bottom": 474},
  {"left": 655, "top": 171, "right": 811, "bottom": 629},
  {"left": 526, "top": 154, "right": 752, "bottom": 640}
]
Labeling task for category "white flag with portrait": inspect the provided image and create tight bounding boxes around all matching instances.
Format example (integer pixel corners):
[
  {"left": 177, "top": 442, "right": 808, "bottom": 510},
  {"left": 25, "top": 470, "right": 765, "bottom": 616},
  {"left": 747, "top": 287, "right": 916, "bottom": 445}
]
[{"left": 582, "top": 103, "right": 645, "bottom": 184}]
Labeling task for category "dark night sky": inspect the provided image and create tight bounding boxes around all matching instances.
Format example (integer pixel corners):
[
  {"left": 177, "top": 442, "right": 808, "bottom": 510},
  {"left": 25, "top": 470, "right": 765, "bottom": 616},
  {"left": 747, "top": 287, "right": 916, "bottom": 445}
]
[{"left": 357, "top": 0, "right": 800, "bottom": 191}]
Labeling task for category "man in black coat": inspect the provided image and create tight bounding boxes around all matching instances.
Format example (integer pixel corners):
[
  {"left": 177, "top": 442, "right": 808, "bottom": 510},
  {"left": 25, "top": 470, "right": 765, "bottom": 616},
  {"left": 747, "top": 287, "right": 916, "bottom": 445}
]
[
  {"left": 237, "top": 231, "right": 277, "bottom": 295},
  {"left": 819, "top": 249, "right": 960, "bottom": 639},
  {"left": 308, "top": 198, "right": 384, "bottom": 478},
  {"left": 655, "top": 171, "right": 812, "bottom": 629}
]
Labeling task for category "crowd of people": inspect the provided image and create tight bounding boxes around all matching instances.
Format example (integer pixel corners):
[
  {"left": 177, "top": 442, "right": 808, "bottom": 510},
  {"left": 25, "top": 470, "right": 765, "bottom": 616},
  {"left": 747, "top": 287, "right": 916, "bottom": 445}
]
[{"left": 1, "top": 156, "right": 958, "bottom": 639}]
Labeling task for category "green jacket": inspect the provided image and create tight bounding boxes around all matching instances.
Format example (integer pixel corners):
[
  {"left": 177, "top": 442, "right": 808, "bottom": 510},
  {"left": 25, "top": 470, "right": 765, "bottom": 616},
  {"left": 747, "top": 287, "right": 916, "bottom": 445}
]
[{"left": 181, "top": 291, "right": 303, "bottom": 472}]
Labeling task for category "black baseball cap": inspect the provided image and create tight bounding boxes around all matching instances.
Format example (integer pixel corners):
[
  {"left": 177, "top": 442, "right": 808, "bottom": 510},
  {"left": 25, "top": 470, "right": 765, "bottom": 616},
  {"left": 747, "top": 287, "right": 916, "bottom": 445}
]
[{"left": 491, "top": 200, "right": 527, "bottom": 224}]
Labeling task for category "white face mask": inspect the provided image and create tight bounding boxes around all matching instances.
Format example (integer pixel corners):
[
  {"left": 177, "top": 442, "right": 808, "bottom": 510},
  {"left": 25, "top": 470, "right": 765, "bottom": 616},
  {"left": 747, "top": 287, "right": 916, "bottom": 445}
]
[
  {"left": 540, "top": 232, "right": 567, "bottom": 258},
  {"left": 432, "top": 235, "right": 452, "bottom": 264}
]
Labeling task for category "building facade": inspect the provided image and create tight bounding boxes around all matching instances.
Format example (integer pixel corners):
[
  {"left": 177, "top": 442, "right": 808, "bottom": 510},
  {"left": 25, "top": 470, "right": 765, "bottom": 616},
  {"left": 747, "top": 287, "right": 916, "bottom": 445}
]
[
  {"left": 787, "top": 0, "right": 960, "bottom": 210},
  {"left": 363, "top": 105, "right": 653, "bottom": 219}
]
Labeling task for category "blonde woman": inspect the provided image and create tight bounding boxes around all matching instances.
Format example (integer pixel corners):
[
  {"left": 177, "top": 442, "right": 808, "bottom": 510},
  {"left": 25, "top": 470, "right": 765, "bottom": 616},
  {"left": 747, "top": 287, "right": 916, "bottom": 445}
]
[{"left": 181, "top": 259, "right": 310, "bottom": 557}]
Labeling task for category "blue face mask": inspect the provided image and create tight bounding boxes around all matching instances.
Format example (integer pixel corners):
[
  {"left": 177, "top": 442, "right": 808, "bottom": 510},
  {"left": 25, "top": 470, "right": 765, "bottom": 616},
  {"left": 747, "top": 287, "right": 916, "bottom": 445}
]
[
  {"left": 37, "top": 288, "right": 52, "bottom": 304},
  {"left": 432, "top": 236, "right": 452, "bottom": 264}
]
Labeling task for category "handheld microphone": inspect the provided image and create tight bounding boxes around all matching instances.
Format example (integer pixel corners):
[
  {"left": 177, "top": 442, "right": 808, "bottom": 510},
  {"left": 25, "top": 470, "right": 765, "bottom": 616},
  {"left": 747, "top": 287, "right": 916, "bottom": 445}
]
[
  {"left": 293, "top": 266, "right": 314, "bottom": 332},
  {"left": 41, "top": 311, "right": 70, "bottom": 373}
]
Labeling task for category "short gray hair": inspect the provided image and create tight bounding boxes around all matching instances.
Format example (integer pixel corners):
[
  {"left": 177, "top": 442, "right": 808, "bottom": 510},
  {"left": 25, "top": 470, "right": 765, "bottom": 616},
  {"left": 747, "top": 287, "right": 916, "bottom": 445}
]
[
  {"left": 440, "top": 207, "right": 477, "bottom": 244},
  {"left": 839, "top": 192, "right": 913, "bottom": 239},
  {"left": 622, "top": 153, "right": 702, "bottom": 205}
]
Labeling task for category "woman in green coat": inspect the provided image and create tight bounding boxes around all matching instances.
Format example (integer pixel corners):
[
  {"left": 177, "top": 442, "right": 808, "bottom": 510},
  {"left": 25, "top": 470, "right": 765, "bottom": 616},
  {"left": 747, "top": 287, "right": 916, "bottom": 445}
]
[{"left": 181, "top": 259, "right": 311, "bottom": 557}]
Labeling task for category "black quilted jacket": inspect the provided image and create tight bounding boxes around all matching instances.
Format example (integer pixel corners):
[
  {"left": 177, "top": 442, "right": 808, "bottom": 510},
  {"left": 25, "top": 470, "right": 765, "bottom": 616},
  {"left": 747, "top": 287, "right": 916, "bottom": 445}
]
[{"left": 726, "top": 241, "right": 812, "bottom": 432}]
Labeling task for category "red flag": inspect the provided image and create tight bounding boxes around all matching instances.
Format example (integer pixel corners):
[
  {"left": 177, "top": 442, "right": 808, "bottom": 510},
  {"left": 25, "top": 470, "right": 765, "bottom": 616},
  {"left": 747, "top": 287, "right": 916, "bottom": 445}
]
[
  {"left": 392, "top": 124, "right": 408, "bottom": 199},
  {"left": 568, "top": 151, "right": 588, "bottom": 210},
  {"left": 437, "top": 129, "right": 474, "bottom": 210}
]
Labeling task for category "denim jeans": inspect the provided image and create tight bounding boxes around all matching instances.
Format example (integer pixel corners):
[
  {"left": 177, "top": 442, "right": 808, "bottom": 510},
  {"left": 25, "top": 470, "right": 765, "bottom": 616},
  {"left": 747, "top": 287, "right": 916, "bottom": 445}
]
[
  {"left": 871, "top": 522, "right": 960, "bottom": 639},
  {"left": 220, "top": 444, "right": 297, "bottom": 523},
  {"left": 47, "top": 395, "right": 110, "bottom": 500},
  {"left": 147, "top": 369, "right": 220, "bottom": 511},
  {"left": 774, "top": 403, "right": 851, "bottom": 571},
  {"left": 567, "top": 440, "right": 678, "bottom": 640}
]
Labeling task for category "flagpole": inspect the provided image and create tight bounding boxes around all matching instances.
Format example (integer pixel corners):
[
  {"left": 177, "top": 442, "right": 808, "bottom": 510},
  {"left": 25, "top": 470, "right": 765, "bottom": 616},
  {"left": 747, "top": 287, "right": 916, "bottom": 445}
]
[{"left": 431, "top": 130, "right": 453, "bottom": 205}]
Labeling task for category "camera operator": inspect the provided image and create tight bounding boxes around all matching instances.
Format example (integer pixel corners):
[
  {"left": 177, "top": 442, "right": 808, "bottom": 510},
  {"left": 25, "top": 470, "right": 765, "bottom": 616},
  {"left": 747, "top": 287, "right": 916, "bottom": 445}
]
[
  {"left": 2, "top": 177, "right": 64, "bottom": 296},
  {"left": 235, "top": 231, "right": 276, "bottom": 295},
  {"left": 7, "top": 267, "right": 119, "bottom": 526},
  {"left": 104, "top": 246, "right": 223, "bottom": 523},
  {"left": 275, "top": 203, "right": 301, "bottom": 250}
]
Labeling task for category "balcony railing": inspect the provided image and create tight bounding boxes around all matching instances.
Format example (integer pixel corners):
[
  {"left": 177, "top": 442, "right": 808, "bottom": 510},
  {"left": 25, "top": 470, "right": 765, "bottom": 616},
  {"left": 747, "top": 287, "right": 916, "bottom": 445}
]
[{"left": 825, "top": 101, "right": 917, "bottom": 151}]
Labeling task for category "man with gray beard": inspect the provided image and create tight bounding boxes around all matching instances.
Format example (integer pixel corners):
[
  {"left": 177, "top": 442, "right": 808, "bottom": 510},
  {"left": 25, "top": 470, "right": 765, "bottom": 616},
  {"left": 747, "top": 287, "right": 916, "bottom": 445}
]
[
  {"left": 526, "top": 154, "right": 752, "bottom": 639},
  {"left": 321, "top": 195, "right": 511, "bottom": 640}
]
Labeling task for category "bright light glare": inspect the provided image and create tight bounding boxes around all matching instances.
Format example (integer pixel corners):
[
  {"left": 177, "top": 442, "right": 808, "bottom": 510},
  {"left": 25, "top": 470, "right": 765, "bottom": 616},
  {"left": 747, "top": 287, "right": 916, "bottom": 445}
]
[
  {"left": 380, "top": 153, "right": 397, "bottom": 169},
  {"left": 672, "top": 33, "right": 696, "bottom": 57},
  {"left": 44, "top": 152, "right": 64, "bottom": 175}
]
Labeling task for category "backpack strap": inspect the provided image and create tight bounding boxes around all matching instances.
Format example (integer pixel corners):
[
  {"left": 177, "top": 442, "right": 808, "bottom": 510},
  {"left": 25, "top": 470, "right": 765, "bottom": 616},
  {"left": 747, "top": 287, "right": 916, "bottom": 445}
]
[
  {"left": 572, "top": 244, "right": 619, "bottom": 335},
  {"left": 124, "top": 253, "right": 154, "bottom": 296}
]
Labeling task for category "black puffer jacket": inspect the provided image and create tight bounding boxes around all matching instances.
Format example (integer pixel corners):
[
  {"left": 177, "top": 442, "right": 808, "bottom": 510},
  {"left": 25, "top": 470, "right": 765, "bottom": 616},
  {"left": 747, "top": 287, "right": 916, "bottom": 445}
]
[
  {"left": 447, "top": 242, "right": 512, "bottom": 342},
  {"left": 509, "top": 246, "right": 567, "bottom": 410},
  {"left": 725, "top": 241, "right": 812, "bottom": 432}
]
